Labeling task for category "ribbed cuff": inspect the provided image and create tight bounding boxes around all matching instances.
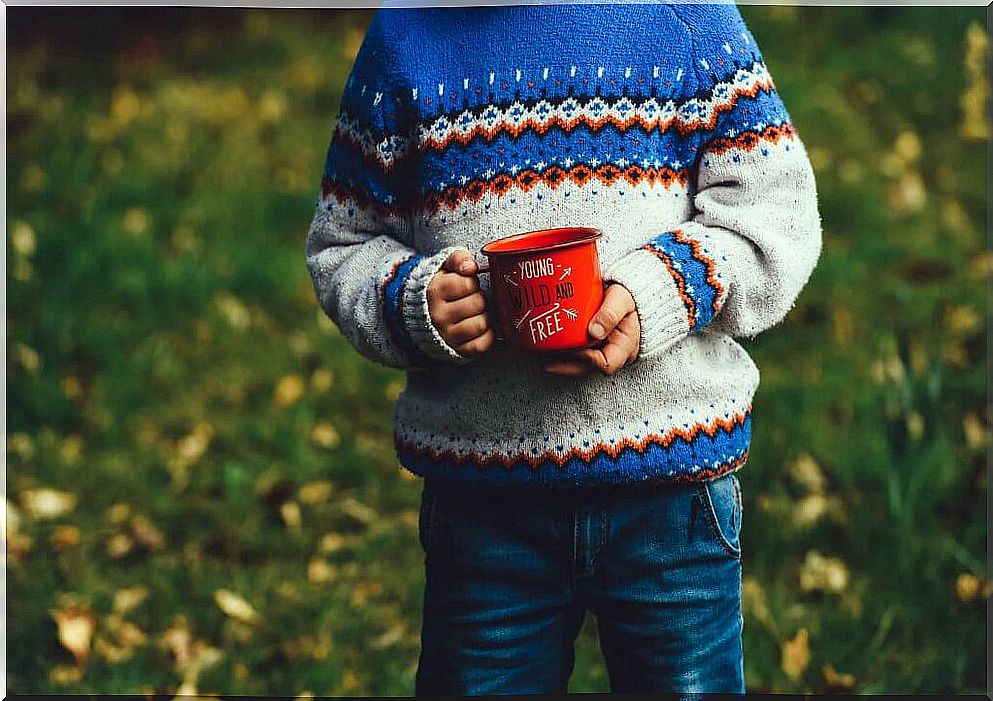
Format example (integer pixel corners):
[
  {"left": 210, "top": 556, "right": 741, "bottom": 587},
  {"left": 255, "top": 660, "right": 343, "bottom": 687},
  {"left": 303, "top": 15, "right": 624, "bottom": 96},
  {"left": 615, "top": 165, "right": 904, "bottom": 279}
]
[
  {"left": 401, "top": 246, "right": 474, "bottom": 365},
  {"left": 604, "top": 248, "right": 692, "bottom": 359}
]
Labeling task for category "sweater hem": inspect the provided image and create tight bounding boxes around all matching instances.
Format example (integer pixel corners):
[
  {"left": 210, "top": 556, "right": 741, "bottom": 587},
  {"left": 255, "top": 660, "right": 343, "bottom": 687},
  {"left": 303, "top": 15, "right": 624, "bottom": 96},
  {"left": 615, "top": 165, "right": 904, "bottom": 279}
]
[{"left": 395, "top": 409, "right": 752, "bottom": 489}]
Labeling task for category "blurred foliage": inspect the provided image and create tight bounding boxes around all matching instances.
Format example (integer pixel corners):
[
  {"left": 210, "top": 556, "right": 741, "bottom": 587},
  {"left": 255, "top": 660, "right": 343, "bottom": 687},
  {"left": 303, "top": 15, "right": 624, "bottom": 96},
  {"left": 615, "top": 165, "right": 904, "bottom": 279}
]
[{"left": 6, "top": 5, "right": 988, "bottom": 696}]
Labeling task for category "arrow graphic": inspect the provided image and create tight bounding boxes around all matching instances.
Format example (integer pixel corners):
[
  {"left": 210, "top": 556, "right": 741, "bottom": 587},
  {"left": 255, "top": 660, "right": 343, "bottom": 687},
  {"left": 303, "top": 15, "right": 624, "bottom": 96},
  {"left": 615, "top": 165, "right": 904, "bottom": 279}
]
[
  {"left": 563, "top": 307, "right": 578, "bottom": 320},
  {"left": 513, "top": 309, "right": 532, "bottom": 329},
  {"left": 558, "top": 267, "right": 572, "bottom": 281},
  {"left": 503, "top": 274, "right": 519, "bottom": 287}
]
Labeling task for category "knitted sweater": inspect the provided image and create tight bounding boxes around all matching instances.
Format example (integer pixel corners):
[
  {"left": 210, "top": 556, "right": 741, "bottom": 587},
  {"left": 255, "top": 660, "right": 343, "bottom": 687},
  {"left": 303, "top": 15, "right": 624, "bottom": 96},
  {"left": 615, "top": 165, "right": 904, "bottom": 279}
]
[{"left": 305, "top": 2, "right": 822, "bottom": 489}]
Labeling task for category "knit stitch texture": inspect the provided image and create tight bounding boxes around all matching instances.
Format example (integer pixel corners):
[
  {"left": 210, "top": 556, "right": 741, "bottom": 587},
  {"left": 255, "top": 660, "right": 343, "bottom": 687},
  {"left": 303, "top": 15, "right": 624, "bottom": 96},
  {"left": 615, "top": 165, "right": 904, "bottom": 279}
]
[{"left": 305, "top": 2, "right": 823, "bottom": 489}]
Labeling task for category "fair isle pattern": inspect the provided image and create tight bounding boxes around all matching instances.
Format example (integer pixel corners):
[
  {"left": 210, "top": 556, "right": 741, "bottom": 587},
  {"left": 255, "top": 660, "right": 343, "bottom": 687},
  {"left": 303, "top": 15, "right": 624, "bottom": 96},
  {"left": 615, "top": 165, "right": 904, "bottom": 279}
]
[
  {"left": 395, "top": 409, "right": 752, "bottom": 488},
  {"left": 414, "top": 61, "right": 775, "bottom": 150},
  {"left": 643, "top": 229, "right": 727, "bottom": 333},
  {"left": 381, "top": 253, "right": 423, "bottom": 362},
  {"left": 332, "top": 113, "right": 410, "bottom": 172}
]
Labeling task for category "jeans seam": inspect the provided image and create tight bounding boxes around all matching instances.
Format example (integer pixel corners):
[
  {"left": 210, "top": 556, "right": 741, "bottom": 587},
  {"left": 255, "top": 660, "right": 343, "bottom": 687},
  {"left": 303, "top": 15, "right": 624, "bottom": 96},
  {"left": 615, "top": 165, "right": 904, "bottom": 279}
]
[
  {"left": 702, "top": 480, "right": 742, "bottom": 559},
  {"left": 423, "top": 488, "right": 438, "bottom": 555}
]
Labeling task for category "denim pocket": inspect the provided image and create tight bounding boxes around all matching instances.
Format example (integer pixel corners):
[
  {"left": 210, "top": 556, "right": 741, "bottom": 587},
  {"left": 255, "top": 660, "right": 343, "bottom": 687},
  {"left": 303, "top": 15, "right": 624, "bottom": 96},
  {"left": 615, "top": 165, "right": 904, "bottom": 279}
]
[{"left": 699, "top": 472, "right": 742, "bottom": 559}]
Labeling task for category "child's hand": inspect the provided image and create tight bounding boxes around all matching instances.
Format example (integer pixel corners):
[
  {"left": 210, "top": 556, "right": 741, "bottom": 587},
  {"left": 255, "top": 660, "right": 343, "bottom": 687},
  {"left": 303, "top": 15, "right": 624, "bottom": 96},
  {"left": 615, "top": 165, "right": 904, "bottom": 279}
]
[
  {"left": 542, "top": 283, "right": 640, "bottom": 376},
  {"left": 427, "top": 250, "right": 495, "bottom": 357}
]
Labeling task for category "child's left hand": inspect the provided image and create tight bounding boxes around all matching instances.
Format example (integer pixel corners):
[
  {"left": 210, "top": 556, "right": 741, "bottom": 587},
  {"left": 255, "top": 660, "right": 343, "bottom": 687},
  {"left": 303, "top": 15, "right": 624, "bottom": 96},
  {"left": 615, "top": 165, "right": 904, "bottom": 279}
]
[{"left": 542, "top": 283, "right": 640, "bottom": 377}]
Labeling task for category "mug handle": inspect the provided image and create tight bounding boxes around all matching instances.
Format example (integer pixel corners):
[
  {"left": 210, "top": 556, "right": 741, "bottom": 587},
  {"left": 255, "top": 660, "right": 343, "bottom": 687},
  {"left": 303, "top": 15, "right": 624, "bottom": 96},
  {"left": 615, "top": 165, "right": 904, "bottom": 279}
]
[{"left": 469, "top": 260, "right": 503, "bottom": 341}]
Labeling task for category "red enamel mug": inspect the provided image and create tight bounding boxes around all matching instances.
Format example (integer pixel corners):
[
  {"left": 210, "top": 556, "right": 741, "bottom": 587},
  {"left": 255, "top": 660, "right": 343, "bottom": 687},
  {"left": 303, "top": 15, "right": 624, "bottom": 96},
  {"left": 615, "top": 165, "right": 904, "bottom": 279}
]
[{"left": 478, "top": 227, "right": 605, "bottom": 354}]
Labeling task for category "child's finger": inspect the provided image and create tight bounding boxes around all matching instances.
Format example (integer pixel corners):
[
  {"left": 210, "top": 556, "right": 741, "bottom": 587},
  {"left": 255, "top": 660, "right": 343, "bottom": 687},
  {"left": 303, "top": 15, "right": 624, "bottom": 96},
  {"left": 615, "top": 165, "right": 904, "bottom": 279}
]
[
  {"left": 431, "top": 271, "right": 480, "bottom": 302},
  {"left": 441, "top": 249, "right": 478, "bottom": 275},
  {"left": 542, "top": 359, "right": 593, "bottom": 376},
  {"left": 588, "top": 284, "right": 636, "bottom": 341},
  {"left": 438, "top": 293, "right": 486, "bottom": 324},
  {"left": 455, "top": 328, "right": 495, "bottom": 356},
  {"left": 446, "top": 313, "right": 490, "bottom": 345},
  {"left": 598, "top": 339, "right": 632, "bottom": 376}
]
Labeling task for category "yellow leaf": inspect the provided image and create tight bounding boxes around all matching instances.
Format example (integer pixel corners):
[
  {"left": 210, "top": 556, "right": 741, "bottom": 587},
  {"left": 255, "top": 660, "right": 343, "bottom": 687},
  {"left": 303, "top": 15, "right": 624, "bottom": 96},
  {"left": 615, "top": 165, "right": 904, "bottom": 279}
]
[
  {"left": 788, "top": 453, "right": 826, "bottom": 494},
  {"left": 310, "top": 368, "right": 334, "bottom": 393},
  {"left": 107, "top": 533, "right": 135, "bottom": 559},
  {"left": 945, "top": 305, "right": 981, "bottom": 334},
  {"left": 799, "top": 550, "right": 850, "bottom": 594},
  {"left": 51, "top": 606, "right": 96, "bottom": 665},
  {"left": 10, "top": 220, "right": 37, "bottom": 257},
  {"left": 130, "top": 515, "right": 165, "bottom": 551},
  {"left": 299, "top": 480, "right": 335, "bottom": 505},
  {"left": 113, "top": 587, "right": 149, "bottom": 615},
  {"left": 310, "top": 422, "right": 341, "bottom": 450},
  {"left": 51, "top": 525, "right": 81, "bottom": 550},
  {"left": 822, "top": 663, "right": 856, "bottom": 691},
  {"left": 161, "top": 616, "right": 193, "bottom": 669},
  {"left": 214, "top": 589, "right": 259, "bottom": 624},
  {"left": 21, "top": 488, "right": 77, "bottom": 519},
  {"left": 281, "top": 501, "right": 303, "bottom": 529},
  {"left": 307, "top": 557, "right": 336, "bottom": 584},
  {"left": 956, "top": 572, "right": 985, "bottom": 603},
  {"left": 339, "top": 497, "right": 378, "bottom": 525},
  {"left": 963, "top": 413, "right": 987, "bottom": 449},
  {"left": 49, "top": 664, "right": 85, "bottom": 685},
  {"left": 121, "top": 207, "right": 151, "bottom": 236},
  {"left": 274, "top": 374, "right": 306, "bottom": 408},
  {"left": 319, "top": 532, "right": 348, "bottom": 554},
  {"left": 781, "top": 627, "right": 810, "bottom": 681}
]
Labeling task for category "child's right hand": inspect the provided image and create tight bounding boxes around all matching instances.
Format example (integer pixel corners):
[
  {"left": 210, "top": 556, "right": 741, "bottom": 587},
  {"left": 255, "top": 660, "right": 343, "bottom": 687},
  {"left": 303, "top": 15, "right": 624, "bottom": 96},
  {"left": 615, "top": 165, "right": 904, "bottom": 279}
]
[{"left": 427, "top": 250, "right": 495, "bottom": 357}]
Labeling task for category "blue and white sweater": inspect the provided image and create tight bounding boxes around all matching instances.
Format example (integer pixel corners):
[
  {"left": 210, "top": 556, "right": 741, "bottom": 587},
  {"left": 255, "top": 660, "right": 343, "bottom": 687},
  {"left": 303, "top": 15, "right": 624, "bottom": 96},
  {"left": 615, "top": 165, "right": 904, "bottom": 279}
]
[{"left": 305, "top": 2, "right": 822, "bottom": 489}]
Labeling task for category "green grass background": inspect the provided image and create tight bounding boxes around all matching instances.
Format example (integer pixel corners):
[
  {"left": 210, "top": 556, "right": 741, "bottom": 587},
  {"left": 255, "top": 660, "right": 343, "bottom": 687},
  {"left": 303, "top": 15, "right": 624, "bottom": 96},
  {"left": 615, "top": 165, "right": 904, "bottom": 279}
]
[{"left": 6, "top": 6, "right": 988, "bottom": 695}]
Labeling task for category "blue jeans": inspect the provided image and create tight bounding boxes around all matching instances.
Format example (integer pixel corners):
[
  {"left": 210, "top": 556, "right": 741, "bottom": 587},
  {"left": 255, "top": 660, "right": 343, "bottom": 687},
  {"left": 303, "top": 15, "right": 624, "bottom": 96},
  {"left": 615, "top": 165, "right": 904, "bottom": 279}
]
[{"left": 415, "top": 471, "right": 745, "bottom": 695}]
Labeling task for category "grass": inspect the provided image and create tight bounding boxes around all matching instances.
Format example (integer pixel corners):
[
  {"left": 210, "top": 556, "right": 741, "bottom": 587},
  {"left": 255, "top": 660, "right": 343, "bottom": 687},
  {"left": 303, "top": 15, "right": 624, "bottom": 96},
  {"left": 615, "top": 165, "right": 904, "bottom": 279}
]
[{"left": 6, "top": 6, "right": 988, "bottom": 696}]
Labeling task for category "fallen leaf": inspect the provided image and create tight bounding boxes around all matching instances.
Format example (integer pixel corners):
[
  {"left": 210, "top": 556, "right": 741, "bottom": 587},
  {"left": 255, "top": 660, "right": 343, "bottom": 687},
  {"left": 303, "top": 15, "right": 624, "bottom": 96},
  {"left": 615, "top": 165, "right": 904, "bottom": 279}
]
[
  {"left": 319, "top": 532, "right": 348, "bottom": 554},
  {"left": 822, "top": 663, "right": 856, "bottom": 691},
  {"left": 274, "top": 374, "right": 306, "bottom": 407},
  {"left": 370, "top": 623, "right": 407, "bottom": 650},
  {"left": 299, "top": 480, "right": 335, "bottom": 504},
  {"left": 106, "top": 533, "right": 135, "bottom": 559},
  {"left": 21, "top": 488, "right": 77, "bottom": 519},
  {"left": 51, "top": 606, "right": 96, "bottom": 665},
  {"left": 310, "top": 422, "right": 341, "bottom": 450},
  {"left": 956, "top": 572, "right": 985, "bottom": 602},
  {"left": 307, "top": 557, "right": 336, "bottom": 583},
  {"left": 310, "top": 368, "right": 334, "bottom": 392},
  {"left": 339, "top": 497, "right": 378, "bottom": 526},
  {"left": 49, "top": 664, "right": 85, "bottom": 685},
  {"left": 799, "top": 550, "right": 850, "bottom": 594},
  {"left": 214, "top": 589, "right": 259, "bottom": 624},
  {"left": 130, "top": 515, "right": 165, "bottom": 551},
  {"left": 788, "top": 453, "right": 826, "bottom": 493},
  {"left": 51, "top": 525, "right": 81, "bottom": 550},
  {"left": 781, "top": 627, "right": 810, "bottom": 681},
  {"left": 963, "top": 413, "right": 987, "bottom": 449},
  {"left": 113, "top": 587, "right": 149, "bottom": 615},
  {"left": 281, "top": 501, "right": 303, "bottom": 529},
  {"left": 161, "top": 616, "right": 193, "bottom": 669}
]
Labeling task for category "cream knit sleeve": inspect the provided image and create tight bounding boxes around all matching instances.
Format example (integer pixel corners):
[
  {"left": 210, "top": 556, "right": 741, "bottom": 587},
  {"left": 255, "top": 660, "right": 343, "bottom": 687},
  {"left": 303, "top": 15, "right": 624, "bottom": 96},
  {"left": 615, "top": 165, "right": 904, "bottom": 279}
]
[
  {"left": 304, "top": 16, "right": 471, "bottom": 370},
  {"left": 603, "top": 5, "right": 823, "bottom": 359}
]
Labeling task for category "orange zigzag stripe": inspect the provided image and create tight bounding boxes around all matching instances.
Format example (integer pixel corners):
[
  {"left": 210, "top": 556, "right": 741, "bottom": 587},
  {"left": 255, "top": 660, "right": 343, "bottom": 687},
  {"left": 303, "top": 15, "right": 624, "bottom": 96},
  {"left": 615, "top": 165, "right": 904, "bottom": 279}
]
[
  {"left": 671, "top": 228, "right": 726, "bottom": 315},
  {"left": 416, "top": 74, "right": 777, "bottom": 151},
  {"left": 320, "top": 124, "right": 794, "bottom": 218},
  {"left": 395, "top": 408, "right": 751, "bottom": 471},
  {"left": 705, "top": 122, "right": 797, "bottom": 155},
  {"left": 423, "top": 162, "right": 688, "bottom": 215}
]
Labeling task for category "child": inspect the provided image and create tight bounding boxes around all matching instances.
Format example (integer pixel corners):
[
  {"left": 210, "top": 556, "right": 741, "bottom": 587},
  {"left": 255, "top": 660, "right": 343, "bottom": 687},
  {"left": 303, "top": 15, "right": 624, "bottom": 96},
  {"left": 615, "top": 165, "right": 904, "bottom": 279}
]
[{"left": 305, "top": 1, "right": 822, "bottom": 694}]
